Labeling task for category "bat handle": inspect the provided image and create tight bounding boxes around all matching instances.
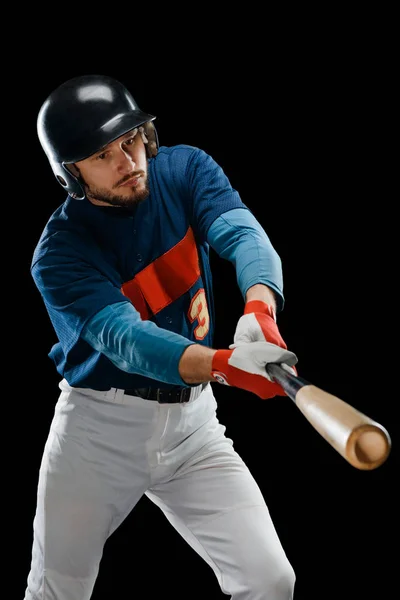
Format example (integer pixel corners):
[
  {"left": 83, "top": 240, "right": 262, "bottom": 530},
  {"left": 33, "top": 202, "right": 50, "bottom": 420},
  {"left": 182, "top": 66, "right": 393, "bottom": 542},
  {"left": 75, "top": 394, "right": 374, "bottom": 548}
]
[{"left": 266, "top": 363, "right": 309, "bottom": 401}]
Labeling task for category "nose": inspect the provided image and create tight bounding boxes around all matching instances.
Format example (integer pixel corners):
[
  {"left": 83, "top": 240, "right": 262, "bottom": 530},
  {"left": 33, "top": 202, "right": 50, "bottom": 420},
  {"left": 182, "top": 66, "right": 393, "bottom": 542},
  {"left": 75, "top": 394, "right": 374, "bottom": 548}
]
[{"left": 115, "top": 148, "right": 135, "bottom": 174}]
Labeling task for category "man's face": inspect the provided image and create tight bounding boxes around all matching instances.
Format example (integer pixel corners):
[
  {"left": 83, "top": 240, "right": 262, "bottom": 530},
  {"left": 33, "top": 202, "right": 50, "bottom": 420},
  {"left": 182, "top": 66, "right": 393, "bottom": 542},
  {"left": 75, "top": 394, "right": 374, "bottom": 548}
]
[{"left": 73, "top": 128, "right": 150, "bottom": 209}]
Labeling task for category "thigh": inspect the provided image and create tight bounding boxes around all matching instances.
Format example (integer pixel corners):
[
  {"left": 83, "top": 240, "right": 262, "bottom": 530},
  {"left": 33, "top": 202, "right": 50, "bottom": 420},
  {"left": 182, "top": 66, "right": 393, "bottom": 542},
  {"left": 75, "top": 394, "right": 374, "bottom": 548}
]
[
  {"left": 25, "top": 389, "right": 150, "bottom": 600},
  {"left": 146, "top": 424, "right": 292, "bottom": 596}
]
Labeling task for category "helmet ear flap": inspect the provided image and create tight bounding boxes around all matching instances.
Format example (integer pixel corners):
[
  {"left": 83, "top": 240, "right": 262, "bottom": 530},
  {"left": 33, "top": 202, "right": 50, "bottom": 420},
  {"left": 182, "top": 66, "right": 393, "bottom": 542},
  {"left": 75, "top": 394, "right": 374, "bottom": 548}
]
[
  {"left": 62, "top": 172, "right": 85, "bottom": 199},
  {"left": 62, "top": 164, "right": 85, "bottom": 199},
  {"left": 49, "top": 160, "right": 85, "bottom": 199}
]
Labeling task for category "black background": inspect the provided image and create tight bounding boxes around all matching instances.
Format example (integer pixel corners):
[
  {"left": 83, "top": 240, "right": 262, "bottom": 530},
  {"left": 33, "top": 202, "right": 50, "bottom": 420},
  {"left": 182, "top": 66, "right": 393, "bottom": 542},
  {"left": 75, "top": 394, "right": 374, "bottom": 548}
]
[{"left": 15, "top": 27, "right": 397, "bottom": 600}]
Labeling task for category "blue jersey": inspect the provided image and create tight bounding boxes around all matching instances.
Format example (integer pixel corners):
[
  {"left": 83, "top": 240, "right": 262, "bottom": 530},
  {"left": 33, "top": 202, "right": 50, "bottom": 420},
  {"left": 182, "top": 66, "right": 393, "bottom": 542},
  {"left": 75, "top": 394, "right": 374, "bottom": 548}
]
[{"left": 31, "top": 144, "right": 283, "bottom": 390}]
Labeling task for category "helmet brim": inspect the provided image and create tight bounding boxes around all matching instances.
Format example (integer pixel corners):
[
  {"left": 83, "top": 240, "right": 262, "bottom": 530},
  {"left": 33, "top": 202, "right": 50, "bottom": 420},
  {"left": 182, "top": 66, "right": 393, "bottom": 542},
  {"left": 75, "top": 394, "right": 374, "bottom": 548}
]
[{"left": 63, "top": 111, "right": 156, "bottom": 163}]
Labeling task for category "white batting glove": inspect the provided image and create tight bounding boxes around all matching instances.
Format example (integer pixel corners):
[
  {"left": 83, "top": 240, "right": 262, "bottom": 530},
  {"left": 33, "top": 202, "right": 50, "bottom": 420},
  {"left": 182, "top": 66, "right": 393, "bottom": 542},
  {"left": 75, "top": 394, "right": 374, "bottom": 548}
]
[{"left": 211, "top": 341, "right": 298, "bottom": 399}]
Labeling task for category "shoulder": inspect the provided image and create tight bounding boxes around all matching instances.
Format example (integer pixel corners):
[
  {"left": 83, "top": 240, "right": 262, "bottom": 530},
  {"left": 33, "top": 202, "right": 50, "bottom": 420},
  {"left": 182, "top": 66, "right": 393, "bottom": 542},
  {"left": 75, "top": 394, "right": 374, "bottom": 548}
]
[
  {"left": 156, "top": 143, "right": 202, "bottom": 157},
  {"left": 154, "top": 144, "right": 211, "bottom": 166},
  {"left": 151, "top": 144, "right": 217, "bottom": 180},
  {"left": 31, "top": 197, "right": 94, "bottom": 269}
]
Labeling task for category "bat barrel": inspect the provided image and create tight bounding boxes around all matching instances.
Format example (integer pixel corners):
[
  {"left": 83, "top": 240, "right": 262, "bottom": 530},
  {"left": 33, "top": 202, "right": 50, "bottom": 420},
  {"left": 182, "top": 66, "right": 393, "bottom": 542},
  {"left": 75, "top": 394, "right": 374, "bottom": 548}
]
[
  {"left": 346, "top": 423, "right": 392, "bottom": 470},
  {"left": 266, "top": 363, "right": 391, "bottom": 470}
]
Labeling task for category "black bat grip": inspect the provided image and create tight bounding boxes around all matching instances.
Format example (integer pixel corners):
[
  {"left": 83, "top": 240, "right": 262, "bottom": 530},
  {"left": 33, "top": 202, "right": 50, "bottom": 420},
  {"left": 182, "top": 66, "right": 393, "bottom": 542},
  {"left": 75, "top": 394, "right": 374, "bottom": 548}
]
[{"left": 266, "top": 363, "right": 310, "bottom": 402}]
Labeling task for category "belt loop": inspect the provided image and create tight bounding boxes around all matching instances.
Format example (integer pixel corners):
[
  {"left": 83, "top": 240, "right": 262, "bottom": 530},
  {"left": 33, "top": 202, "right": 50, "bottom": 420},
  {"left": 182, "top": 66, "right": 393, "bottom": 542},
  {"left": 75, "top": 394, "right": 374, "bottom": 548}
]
[
  {"left": 104, "top": 387, "right": 119, "bottom": 402},
  {"left": 114, "top": 388, "right": 125, "bottom": 403}
]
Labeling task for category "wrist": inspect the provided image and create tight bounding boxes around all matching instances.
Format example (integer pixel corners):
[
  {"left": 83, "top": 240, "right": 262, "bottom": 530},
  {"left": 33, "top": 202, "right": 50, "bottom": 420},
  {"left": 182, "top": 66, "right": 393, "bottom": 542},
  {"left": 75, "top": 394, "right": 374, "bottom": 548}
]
[
  {"left": 179, "top": 344, "right": 217, "bottom": 384},
  {"left": 245, "top": 284, "right": 277, "bottom": 312},
  {"left": 211, "top": 349, "right": 233, "bottom": 386},
  {"left": 244, "top": 300, "right": 276, "bottom": 322}
]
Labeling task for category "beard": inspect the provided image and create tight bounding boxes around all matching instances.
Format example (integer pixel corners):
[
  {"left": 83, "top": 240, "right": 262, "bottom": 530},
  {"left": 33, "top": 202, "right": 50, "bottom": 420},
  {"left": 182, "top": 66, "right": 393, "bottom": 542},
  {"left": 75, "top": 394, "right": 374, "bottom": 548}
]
[{"left": 83, "top": 176, "right": 150, "bottom": 209}]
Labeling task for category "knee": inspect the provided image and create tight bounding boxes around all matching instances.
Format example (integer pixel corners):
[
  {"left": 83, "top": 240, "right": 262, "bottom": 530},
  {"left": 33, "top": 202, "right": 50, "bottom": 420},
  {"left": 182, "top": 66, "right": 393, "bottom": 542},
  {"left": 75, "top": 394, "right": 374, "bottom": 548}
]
[
  {"left": 240, "top": 555, "right": 296, "bottom": 600},
  {"left": 264, "top": 560, "right": 296, "bottom": 600}
]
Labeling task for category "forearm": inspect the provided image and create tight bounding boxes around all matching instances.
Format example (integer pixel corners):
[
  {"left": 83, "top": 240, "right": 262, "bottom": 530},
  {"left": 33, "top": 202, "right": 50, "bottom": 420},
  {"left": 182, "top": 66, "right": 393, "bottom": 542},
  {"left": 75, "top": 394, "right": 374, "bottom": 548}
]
[
  {"left": 178, "top": 344, "right": 217, "bottom": 384},
  {"left": 82, "top": 301, "right": 195, "bottom": 386},
  {"left": 207, "top": 208, "right": 285, "bottom": 312}
]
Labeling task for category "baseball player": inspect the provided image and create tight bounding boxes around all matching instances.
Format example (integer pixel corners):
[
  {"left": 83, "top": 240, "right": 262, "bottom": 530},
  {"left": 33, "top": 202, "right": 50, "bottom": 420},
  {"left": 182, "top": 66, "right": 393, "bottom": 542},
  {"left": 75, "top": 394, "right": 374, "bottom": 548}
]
[{"left": 24, "top": 74, "right": 298, "bottom": 600}]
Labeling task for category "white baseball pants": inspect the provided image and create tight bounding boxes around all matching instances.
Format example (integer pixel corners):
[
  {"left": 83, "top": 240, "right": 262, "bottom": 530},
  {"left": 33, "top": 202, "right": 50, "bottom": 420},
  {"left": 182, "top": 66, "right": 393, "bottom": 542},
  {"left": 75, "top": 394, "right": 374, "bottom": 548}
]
[{"left": 24, "top": 379, "right": 295, "bottom": 599}]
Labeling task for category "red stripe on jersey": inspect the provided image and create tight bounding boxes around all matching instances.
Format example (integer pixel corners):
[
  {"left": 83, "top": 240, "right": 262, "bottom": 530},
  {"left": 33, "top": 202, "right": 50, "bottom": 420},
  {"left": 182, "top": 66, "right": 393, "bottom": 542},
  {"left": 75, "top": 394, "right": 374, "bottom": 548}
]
[
  {"left": 121, "top": 277, "right": 152, "bottom": 320},
  {"left": 121, "top": 227, "right": 201, "bottom": 317}
]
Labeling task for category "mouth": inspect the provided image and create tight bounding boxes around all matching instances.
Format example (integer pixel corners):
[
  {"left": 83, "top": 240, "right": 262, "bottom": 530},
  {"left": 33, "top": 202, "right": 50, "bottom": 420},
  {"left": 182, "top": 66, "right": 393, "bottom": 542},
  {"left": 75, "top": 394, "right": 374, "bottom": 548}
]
[{"left": 120, "top": 174, "right": 142, "bottom": 187}]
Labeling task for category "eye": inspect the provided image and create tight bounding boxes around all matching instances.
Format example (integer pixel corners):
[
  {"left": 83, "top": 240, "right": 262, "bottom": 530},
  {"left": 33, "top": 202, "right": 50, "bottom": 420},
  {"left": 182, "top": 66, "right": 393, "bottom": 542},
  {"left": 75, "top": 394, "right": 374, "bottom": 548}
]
[
  {"left": 96, "top": 151, "right": 108, "bottom": 160},
  {"left": 123, "top": 129, "right": 139, "bottom": 147}
]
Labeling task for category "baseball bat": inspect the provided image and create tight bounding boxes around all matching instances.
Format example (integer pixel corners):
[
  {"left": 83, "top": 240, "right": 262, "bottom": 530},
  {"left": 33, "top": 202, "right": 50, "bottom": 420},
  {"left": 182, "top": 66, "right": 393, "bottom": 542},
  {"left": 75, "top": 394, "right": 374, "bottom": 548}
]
[{"left": 266, "top": 363, "right": 391, "bottom": 470}]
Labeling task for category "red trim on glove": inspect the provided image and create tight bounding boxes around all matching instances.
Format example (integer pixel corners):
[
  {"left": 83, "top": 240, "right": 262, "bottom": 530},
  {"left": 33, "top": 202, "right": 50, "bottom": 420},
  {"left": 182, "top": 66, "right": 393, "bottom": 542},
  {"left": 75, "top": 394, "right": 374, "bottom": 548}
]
[
  {"left": 244, "top": 301, "right": 286, "bottom": 348},
  {"left": 242, "top": 300, "right": 297, "bottom": 375},
  {"left": 211, "top": 349, "right": 286, "bottom": 399},
  {"left": 244, "top": 300, "right": 275, "bottom": 319}
]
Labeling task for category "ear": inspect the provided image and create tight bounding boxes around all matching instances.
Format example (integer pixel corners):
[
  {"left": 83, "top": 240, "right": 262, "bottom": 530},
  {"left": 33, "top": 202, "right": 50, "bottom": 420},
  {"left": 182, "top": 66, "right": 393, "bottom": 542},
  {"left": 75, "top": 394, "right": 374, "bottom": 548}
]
[{"left": 65, "top": 163, "right": 80, "bottom": 178}]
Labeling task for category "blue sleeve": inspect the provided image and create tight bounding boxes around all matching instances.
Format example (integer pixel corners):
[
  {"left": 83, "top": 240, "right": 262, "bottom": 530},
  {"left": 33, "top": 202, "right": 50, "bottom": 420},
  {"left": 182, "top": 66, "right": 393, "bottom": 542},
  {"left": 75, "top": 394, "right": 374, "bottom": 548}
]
[
  {"left": 207, "top": 208, "right": 285, "bottom": 311},
  {"left": 81, "top": 301, "right": 196, "bottom": 386},
  {"left": 31, "top": 243, "right": 130, "bottom": 357}
]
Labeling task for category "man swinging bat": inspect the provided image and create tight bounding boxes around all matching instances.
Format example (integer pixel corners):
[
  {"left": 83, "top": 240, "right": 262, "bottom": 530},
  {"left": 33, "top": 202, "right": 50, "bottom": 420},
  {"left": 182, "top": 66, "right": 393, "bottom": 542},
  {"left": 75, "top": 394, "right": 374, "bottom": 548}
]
[{"left": 24, "top": 74, "right": 299, "bottom": 599}]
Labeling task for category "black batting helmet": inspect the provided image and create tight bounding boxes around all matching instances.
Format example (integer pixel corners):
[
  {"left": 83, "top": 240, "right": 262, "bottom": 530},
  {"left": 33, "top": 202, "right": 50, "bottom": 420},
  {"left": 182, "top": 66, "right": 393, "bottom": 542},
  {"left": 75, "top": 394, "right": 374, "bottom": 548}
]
[{"left": 37, "top": 74, "right": 158, "bottom": 199}]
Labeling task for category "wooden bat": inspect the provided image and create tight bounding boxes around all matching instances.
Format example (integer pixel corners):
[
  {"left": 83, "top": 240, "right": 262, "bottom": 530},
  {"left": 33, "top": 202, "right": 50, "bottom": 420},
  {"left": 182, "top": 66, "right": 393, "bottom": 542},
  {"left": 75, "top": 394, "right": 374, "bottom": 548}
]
[{"left": 266, "top": 363, "right": 391, "bottom": 470}]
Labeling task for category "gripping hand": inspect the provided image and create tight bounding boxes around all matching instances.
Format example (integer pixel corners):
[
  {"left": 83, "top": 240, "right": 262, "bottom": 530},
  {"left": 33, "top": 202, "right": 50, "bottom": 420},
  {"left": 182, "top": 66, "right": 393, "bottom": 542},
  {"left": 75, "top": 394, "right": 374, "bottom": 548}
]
[
  {"left": 211, "top": 341, "right": 298, "bottom": 399},
  {"left": 232, "top": 300, "right": 287, "bottom": 348}
]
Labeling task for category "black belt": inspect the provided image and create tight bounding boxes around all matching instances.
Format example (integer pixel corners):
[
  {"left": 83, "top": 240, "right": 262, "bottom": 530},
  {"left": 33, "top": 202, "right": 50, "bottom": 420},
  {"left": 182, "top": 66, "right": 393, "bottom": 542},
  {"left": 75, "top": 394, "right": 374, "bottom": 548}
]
[{"left": 124, "top": 384, "right": 206, "bottom": 404}]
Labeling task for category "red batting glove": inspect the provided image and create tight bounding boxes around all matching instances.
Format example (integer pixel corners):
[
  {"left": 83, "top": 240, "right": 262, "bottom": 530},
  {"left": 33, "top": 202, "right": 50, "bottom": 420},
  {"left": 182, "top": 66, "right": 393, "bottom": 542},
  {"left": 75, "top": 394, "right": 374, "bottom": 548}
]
[
  {"left": 232, "top": 300, "right": 297, "bottom": 375},
  {"left": 211, "top": 341, "right": 298, "bottom": 399},
  {"left": 234, "top": 300, "right": 286, "bottom": 347}
]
